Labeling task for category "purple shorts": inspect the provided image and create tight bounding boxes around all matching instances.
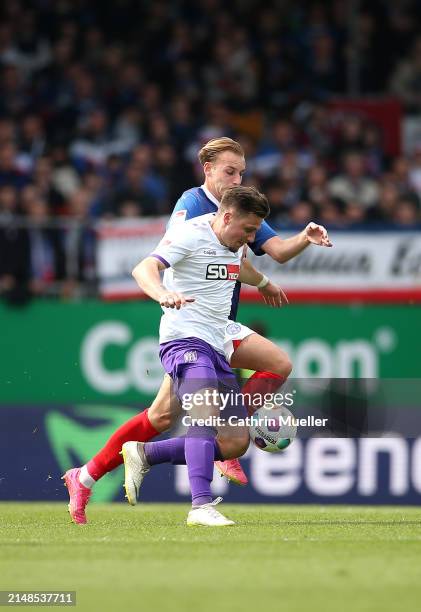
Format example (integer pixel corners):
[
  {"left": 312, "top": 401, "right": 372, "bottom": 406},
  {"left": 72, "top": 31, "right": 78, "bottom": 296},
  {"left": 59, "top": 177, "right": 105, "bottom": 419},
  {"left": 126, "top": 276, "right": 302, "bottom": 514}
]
[{"left": 159, "top": 338, "right": 246, "bottom": 418}]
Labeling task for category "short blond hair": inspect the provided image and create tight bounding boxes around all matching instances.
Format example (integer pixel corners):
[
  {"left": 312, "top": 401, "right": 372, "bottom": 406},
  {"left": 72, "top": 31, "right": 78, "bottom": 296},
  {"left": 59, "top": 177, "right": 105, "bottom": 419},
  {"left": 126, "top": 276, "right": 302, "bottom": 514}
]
[{"left": 198, "top": 137, "right": 244, "bottom": 165}]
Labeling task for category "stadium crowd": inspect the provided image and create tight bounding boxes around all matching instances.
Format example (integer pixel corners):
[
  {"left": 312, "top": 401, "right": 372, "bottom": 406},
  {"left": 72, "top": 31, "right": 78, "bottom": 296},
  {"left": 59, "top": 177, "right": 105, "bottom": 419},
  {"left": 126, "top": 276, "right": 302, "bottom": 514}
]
[{"left": 1, "top": 0, "right": 421, "bottom": 300}]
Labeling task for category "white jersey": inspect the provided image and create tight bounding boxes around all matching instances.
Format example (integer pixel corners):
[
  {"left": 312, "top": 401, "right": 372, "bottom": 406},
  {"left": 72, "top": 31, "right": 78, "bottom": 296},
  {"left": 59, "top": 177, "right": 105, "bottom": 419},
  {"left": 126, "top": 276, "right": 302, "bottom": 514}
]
[{"left": 151, "top": 214, "right": 241, "bottom": 353}]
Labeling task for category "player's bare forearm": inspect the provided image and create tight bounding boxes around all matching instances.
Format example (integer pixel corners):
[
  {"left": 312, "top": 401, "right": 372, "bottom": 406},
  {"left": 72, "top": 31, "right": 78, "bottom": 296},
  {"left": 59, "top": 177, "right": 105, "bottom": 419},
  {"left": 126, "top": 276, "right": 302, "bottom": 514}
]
[
  {"left": 132, "top": 257, "right": 167, "bottom": 302},
  {"left": 262, "top": 223, "right": 332, "bottom": 263},
  {"left": 262, "top": 231, "right": 310, "bottom": 263},
  {"left": 239, "top": 258, "right": 266, "bottom": 287},
  {"left": 239, "top": 259, "right": 288, "bottom": 307},
  {"left": 132, "top": 257, "right": 195, "bottom": 310}
]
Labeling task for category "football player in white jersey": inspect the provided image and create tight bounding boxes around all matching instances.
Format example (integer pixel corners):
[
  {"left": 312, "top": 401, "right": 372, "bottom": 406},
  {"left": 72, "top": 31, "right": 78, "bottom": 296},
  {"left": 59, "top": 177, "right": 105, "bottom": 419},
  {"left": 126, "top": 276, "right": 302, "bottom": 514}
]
[{"left": 122, "top": 185, "right": 272, "bottom": 526}]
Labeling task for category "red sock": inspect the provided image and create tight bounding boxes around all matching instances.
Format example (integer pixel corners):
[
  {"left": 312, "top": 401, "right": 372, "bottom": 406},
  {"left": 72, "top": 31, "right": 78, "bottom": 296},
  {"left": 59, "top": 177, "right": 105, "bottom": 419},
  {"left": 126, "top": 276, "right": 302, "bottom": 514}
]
[
  {"left": 241, "top": 371, "right": 286, "bottom": 417},
  {"left": 86, "top": 409, "right": 159, "bottom": 481}
]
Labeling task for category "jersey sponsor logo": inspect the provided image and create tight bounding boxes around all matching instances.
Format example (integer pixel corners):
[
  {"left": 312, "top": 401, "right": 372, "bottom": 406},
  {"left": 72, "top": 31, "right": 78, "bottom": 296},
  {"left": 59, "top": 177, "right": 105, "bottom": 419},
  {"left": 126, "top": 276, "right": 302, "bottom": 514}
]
[
  {"left": 206, "top": 264, "right": 240, "bottom": 280},
  {"left": 184, "top": 350, "right": 198, "bottom": 363},
  {"left": 203, "top": 249, "right": 216, "bottom": 255}
]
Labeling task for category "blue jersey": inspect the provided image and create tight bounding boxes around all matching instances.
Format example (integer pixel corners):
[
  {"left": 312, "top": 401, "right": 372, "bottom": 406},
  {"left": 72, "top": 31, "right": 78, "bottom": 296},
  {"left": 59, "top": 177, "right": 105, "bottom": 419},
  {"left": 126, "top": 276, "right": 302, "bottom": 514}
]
[{"left": 170, "top": 186, "right": 277, "bottom": 321}]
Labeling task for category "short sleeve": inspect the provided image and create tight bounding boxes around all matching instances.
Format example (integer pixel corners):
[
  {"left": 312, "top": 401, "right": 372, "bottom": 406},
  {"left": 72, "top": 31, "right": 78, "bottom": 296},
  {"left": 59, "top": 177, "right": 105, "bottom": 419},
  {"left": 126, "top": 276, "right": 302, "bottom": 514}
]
[
  {"left": 150, "top": 227, "right": 195, "bottom": 267},
  {"left": 169, "top": 192, "right": 198, "bottom": 227},
  {"left": 168, "top": 189, "right": 213, "bottom": 228}
]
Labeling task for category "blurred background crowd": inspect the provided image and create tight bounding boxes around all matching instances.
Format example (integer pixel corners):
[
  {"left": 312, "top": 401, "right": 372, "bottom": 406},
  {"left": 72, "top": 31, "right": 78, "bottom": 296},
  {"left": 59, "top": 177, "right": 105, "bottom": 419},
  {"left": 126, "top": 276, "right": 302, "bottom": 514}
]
[{"left": 1, "top": 0, "right": 421, "bottom": 301}]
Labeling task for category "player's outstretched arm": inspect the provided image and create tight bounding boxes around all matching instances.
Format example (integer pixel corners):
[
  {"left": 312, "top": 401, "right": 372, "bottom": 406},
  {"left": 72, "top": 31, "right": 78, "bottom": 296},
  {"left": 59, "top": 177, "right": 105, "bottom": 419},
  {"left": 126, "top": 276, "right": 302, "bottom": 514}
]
[
  {"left": 238, "top": 257, "right": 267, "bottom": 287},
  {"left": 262, "top": 222, "right": 332, "bottom": 264},
  {"left": 132, "top": 257, "right": 195, "bottom": 310},
  {"left": 239, "top": 259, "right": 288, "bottom": 307}
]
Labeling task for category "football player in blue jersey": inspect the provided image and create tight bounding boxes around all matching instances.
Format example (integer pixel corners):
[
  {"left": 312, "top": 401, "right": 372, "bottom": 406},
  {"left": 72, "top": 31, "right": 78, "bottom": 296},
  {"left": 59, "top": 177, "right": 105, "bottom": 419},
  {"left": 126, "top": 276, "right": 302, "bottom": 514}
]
[{"left": 63, "top": 137, "right": 331, "bottom": 524}]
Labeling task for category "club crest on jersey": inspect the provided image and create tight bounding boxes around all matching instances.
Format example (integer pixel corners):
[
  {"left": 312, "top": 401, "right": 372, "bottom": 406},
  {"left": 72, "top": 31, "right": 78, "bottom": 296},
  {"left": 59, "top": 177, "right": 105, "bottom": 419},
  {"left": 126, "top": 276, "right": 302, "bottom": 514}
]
[
  {"left": 226, "top": 322, "right": 242, "bottom": 335},
  {"left": 206, "top": 263, "right": 240, "bottom": 280},
  {"left": 184, "top": 350, "right": 198, "bottom": 363}
]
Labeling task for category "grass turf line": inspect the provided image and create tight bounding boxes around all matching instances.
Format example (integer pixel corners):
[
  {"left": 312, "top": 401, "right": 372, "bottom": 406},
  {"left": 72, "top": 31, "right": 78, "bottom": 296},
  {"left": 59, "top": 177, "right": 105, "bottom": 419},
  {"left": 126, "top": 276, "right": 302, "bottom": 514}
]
[{"left": 1, "top": 503, "right": 421, "bottom": 612}]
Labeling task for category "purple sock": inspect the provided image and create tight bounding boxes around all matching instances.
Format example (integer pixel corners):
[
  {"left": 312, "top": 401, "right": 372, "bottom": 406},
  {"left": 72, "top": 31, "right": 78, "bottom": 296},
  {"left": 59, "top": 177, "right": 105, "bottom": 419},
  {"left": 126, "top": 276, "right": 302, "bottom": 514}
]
[
  {"left": 144, "top": 437, "right": 186, "bottom": 465},
  {"left": 144, "top": 437, "right": 223, "bottom": 466},
  {"left": 185, "top": 426, "right": 216, "bottom": 507}
]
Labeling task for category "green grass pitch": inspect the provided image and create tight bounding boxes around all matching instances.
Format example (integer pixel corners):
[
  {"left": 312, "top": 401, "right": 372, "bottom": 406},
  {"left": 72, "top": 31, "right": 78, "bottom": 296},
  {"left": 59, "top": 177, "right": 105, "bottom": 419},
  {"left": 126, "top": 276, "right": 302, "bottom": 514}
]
[{"left": 1, "top": 503, "right": 421, "bottom": 612}]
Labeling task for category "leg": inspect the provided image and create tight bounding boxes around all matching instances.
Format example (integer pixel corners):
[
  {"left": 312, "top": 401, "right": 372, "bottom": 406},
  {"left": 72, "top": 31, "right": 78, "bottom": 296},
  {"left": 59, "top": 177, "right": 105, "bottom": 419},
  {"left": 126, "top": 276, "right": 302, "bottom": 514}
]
[
  {"left": 123, "top": 388, "right": 226, "bottom": 505},
  {"left": 84, "top": 376, "right": 174, "bottom": 481},
  {"left": 216, "top": 425, "right": 249, "bottom": 459},
  {"left": 85, "top": 375, "right": 180, "bottom": 483},
  {"left": 63, "top": 375, "right": 178, "bottom": 524},
  {"left": 231, "top": 332, "right": 292, "bottom": 415},
  {"left": 147, "top": 374, "right": 183, "bottom": 431},
  {"left": 133, "top": 339, "right": 236, "bottom": 525},
  {"left": 230, "top": 332, "right": 292, "bottom": 378},
  {"left": 214, "top": 331, "right": 292, "bottom": 485}
]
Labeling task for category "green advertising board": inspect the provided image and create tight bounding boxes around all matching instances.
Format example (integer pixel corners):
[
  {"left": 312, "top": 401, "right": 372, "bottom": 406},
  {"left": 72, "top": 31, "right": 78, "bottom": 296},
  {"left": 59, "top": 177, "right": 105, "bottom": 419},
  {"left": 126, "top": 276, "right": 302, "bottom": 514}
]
[{"left": 1, "top": 300, "right": 420, "bottom": 404}]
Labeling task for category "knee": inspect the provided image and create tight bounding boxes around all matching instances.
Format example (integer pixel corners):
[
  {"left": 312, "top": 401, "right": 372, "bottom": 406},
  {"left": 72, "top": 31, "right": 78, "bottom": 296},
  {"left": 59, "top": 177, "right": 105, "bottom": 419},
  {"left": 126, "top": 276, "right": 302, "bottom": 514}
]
[
  {"left": 149, "top": 410, "right": 172, "bottom": 433},
  {"left": 282, "top": 357, "right": 293, "bottom": 378},
  {"left": 148, "top": 402, "right": 173, "bottom": 433},
  {"left": 271, "top": 353, "right": 293, "bottom": 379}
]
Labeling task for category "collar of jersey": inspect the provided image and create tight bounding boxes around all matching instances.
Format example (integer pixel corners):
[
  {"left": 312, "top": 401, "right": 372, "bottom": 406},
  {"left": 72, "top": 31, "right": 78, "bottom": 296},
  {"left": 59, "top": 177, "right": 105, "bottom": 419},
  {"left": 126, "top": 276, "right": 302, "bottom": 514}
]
[{"left": 200, "top": 184, "right": 220, "bottom": 208}]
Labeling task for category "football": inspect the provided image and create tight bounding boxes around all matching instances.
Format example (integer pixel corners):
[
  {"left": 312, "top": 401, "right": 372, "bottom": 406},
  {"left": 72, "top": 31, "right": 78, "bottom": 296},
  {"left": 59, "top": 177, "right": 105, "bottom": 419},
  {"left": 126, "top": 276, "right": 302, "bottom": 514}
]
[{"left": 249, "top": 405, "right": 297, "bottom": 452}]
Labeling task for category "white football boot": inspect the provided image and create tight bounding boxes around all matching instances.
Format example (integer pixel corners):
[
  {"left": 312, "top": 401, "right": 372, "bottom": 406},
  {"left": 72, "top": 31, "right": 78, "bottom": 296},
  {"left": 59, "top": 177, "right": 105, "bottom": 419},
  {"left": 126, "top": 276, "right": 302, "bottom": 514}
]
[
  {"left": 121, "top": 441, "right": 150, "bottom": 505},
  {"left": 187, "top": 497, "right": 235, "bottom": 527}
]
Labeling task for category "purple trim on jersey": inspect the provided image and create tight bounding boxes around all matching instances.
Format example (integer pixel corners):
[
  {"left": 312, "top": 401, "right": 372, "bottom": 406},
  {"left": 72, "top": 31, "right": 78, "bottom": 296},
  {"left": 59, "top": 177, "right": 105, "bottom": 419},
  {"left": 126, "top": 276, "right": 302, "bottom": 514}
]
[{"left": 150, "top": 253, "right": 170, "bottom": 268}]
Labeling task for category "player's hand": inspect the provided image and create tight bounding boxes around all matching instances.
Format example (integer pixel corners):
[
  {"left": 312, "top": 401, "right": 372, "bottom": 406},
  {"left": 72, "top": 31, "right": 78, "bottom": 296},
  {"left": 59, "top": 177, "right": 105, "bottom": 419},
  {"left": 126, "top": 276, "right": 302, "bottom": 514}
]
[
  {"left": 159, "top": 291, "right": 195, "bottom": 309},
  {"left": 258, "top": 281, "right": 289, "bottom": 307},
  {"left": 304, "top": 222, "right": 332, "bottom": 247}
]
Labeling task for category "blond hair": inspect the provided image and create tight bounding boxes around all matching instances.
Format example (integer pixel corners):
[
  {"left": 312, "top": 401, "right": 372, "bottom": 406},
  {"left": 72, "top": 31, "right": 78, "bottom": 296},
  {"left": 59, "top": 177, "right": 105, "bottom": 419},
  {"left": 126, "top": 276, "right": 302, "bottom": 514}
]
[{"left": 198, "top": 137, "right": 244, "bottom": 165}]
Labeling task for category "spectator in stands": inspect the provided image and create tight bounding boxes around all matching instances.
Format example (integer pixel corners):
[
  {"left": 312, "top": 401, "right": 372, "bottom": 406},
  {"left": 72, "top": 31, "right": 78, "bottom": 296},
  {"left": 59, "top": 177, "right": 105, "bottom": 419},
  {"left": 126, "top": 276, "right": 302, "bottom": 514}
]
[
  {"left": 16, "top": 114, "right": 46, "bottom": 172},
  {"left": 0, "top": 142, "right": 29, "bottom": 189},
  {"left": 0, "top": 185, "right": 30, "bottom": 303},
  {"left": 31, "top": 156, "right": 65, "bottom": 214},
  {"left": 3, "top": 9, "right": 51, "bottom": 77},
  {"left": 393, "top": 197, "right": 420, "bottom": 226},
  {"left": 70, "top": 106, "right": 133, "bottom": 170},
  {"left": 367, "top": 183, "right": 400, "bottom": 223},
  {"left": 391, "top": 156, "right": 412, "bottom": 195},
  {"left": 335, "top": 115, "right": 365, "bottom": 158},
  {"left": 318, "top": 199, "right": 344, "bottom": 225},
  {"left": 264, "top": 180, "right": 287, "bottom": 225},
  {"left": 328, "top": 151, "right": 379, "bottom": 208},
  {"left": 408, "top": 147, "right": 421, "bottom": 197},
  {"left": 49, "top": 145, "right": 81, "bottom": 203},
  {"left": 390, "top": 36, "right": 421, "bottom": 112},
  {"left": 62, "top": 189, "right": 97, "bottom": 290},
  {"left": 289, "top": 200, "right": 315, "bottom": 226},
  {"left": 302, "top": 165, "right": 330, "bottom": 208},
  {"left": 344, "top": 201, "right": 367, "bottom": 226},
  {"left": 105, "top": 161, "right": 158, "bottom": 217},
  {"left": 25, "top": 198, "right": 65, "bottom": 295},
  {"left": 0, "top": 64, "right": 30, "bottom": 118}
]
